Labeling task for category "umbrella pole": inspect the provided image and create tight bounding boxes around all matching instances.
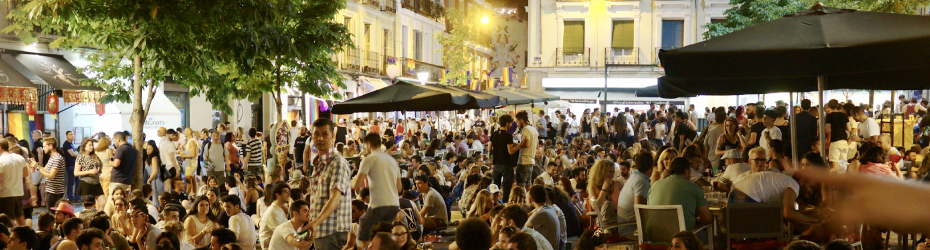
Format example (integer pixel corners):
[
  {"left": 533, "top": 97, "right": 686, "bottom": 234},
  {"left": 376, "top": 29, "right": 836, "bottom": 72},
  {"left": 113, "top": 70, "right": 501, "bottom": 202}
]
[
  {"left": 818, "top": 76, "right": 827, "bottom": 159},
  {"left": 790, "top": 92, "right": 798, "bottom": 169}
]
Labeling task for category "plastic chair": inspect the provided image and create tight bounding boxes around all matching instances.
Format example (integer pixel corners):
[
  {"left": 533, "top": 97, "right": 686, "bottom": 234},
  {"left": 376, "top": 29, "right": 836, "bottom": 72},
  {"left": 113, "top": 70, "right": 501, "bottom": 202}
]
[
  {"left": 591, "top": 197, "right": 638, "bottom": 249},
  {"left": 634, "top": 204, "right": 714, "bottom": 250},
  {"left": 725, "top": 202, "right": 784, "bottom": 250}
]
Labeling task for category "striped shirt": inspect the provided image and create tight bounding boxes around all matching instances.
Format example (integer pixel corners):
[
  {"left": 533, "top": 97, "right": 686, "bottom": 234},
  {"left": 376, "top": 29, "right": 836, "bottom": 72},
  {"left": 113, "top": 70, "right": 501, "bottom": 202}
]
[
  {"left": 247, "top": 138, "right": 263, "bottom": 167},
  {"left": 44, "top": 154, "right": 66, "bottom": 194}
]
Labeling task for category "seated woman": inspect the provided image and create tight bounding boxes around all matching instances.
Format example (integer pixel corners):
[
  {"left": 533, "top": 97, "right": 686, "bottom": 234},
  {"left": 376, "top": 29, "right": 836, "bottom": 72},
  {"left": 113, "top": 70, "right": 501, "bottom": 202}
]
[
  {"left": 467, "top": 190, "right": 494, "bottom": 222},
  {"left": 670, "top": 231, "right": 706, "bottom": 250},
  {"left": 858, "top": 146, "right": 899, "bottom": 178}
]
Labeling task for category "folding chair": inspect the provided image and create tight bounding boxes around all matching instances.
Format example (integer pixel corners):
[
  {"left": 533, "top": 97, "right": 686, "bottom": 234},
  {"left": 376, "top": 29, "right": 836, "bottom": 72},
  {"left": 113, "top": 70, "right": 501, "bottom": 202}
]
[{"left": 634, "top": 204, "right": 714, "bottom": 250}]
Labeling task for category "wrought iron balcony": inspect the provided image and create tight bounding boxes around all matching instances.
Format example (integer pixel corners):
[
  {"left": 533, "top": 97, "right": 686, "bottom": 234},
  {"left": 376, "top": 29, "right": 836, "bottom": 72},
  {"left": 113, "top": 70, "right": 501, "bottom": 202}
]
[
  {"left": 362, "top": 50, "right": 382, "bottom": 75},
  {"left": 556, "top": 47, "right": 590, "bottom": 67},
  {"left": 382, "top": 0, "right": 396, "bottom": 13},
  {"left": 605, "top": 47, "right": 642, "bottom": 65}
]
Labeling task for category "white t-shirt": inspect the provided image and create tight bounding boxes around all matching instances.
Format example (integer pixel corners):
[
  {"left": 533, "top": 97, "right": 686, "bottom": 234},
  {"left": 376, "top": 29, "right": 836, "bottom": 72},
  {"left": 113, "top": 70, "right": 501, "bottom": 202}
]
[
  {"left": 269, "top": 220, "right": 299, "bottom": 250},
  {"left": 289, "top": 128, "right": 299, "bottom": 154},
  {"left": 259, "top": 203, "right": 288, "bottom": 246},
  {"left": 0, "top": 152, "right": 27, "bottom": 197},
  {"left": 470, "top": 141, "right": 484, "bottom": 152},
  {"left": 229, "top": 213, "right": 257, "bottom": 250},
  {"left": 160, "top": 139, "right": 180, "bottom": 170},
  {"left": 759, "top": 126, "right": 783, "bottom": 151},
  {"left": 720, "top": 162, "right": 752, "bottom": 183},
  {"left": 143, "top": 225, "right": 163, "bottom": 250},
  {"left": 732, "top": 171, "right": 799, "bottom": 203},
  {"left": 358, "top": 149, "right": 400, "bottom": 208},
  {"left": 858, "top": 117, "right": 881, "bottom": 139},
  {"left": 654, "top": 123, "right": 667, "bottom": 141}
]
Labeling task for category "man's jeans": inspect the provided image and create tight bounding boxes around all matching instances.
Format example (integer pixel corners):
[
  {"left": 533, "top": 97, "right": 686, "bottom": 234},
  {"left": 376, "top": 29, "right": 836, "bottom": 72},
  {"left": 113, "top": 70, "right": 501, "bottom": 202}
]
[
  {"left": 313, "top": 231, "right": 349, "bottom": 250},
  {"left": 493, "top": 164, "right": 515, "bottom": 201}
]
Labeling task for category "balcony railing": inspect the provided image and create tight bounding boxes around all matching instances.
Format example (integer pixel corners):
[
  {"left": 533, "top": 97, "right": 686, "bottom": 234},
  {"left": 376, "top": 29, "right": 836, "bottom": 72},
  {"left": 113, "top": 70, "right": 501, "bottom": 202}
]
[
  {"left": 397, "top": 57, "right": 444, "bottom": 82},
  {"left": 401, "top": 0, "right": 444, "bottom": 22},
  {"left": 339, "top": 49, "right": 361, "bottom": 71},
  {"left": 382, "top": 0, "right": 396, "bottom": 13},
  {"left": 605, "top": 47, "right": 642, "bottom": 65},
  {"left": 556, "top": 47, "right": 590, "bottom": 67},
  {"left": 363, "top": 50, "right": 382, "bottom": 75},
  {"left": 361, "top": 0, "right": 381, "bottom": 9}
]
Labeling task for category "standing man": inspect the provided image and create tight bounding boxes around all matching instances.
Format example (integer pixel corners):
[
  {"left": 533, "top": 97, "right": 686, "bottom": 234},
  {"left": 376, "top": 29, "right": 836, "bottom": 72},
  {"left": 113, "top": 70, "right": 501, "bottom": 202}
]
[
  {"left": 307, "top": 118, "right": 352, "bottom": 250},
  {"left": 269, "top": 200, "right": 314, "bottom": 250},
  {"left": 537, "top": 110, "right": 548, "bottom": 141},
  {"left": 352, "top": 133, "right": 401, "bottom": 249},
  {"left": 0, "top": 139, "right": 28, "bottom": 226},
  {"left": 824, "top": 100, "right": 849, "bottom": 171},
  {"left": 244, "top": 128, "right": 264, "bottom": 177},
  {"left": 160, "top": 129, "right": 180, "bottom": 187},
  {"left": 514, "top": 111, "right": 538, "bottom": 189},
  {"left": 489, "top": 114, "right": 516, "bottom": 201},
  {"left": 62, "top": 131, "right": 78, "bottom": 201},
  {"left": 109, "top": 132, "right": 137, "bottom": 198},
  {"left": 793, "top": 100, "right": 819, "bottom": 158},
  {"left": 760, "top": 109, "right": 783, "bottom": 152}
]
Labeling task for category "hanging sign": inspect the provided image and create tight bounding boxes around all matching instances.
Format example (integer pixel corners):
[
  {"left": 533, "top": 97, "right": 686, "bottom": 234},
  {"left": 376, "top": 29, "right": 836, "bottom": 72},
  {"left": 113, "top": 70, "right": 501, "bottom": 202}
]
[{"left": 25, "top": 101, "right": 36, "bottom": 115}]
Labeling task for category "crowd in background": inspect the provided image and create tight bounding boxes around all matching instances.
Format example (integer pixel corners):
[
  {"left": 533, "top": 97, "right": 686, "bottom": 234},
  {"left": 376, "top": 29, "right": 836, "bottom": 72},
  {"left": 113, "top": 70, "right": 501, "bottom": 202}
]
[{"left": 0, "top": 94, "right": 930, "bottom": 250}]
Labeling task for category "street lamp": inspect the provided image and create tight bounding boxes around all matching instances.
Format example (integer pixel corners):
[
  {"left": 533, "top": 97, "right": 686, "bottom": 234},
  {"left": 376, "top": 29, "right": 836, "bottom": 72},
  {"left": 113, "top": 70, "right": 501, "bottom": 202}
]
[
  {"left": 481, "top": 16, "right": 489, "bottom": 25},
  {"left": 417, "top": 71, "right": 430, "bottom": 85}
]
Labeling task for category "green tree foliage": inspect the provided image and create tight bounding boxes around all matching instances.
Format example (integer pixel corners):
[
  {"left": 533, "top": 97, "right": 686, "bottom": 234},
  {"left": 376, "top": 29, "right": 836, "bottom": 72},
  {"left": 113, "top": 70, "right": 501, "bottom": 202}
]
[
  {"left": 4, "top": 0, "right": 352, "bottom": 186},
  {"left": 704, "top": 0, "right": 930, "bottom": 39},
  {"left": 436, "top": 8, "right": 476, "bottom": 86}
]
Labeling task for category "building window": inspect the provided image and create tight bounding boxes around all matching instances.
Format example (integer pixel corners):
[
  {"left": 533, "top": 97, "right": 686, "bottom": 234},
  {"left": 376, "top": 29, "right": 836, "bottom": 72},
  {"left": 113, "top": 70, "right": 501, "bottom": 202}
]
[
  {"left": 562, "top": 21, "right": 585, "bottom": 51},
  {"left": 364, "top": 23, "right": 371, "bottom": 51},
  {"left": 711, "top": 18, "right": 726, "bottom": 24},
  {"left": 611, "top": 20, "right": 634, "bottom": 49},
  {"left": 661, "top": 20, "right": 684, "bottom": 49},
  {"left": 383, "top": 28, "right": 392, "bottom": 56},
  {"left": 414, "top": 30, "right": 422, "bottom": 60}
]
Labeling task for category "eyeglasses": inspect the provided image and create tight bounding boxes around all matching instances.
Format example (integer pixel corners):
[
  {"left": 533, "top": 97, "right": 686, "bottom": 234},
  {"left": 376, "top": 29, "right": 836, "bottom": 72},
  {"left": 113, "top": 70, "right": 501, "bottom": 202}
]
[
  {"left": 749, "top": 158, "right": 767, "bottom": 162},
  {"left": 393, "top": 231, "right": 408, "bottom": 238}
]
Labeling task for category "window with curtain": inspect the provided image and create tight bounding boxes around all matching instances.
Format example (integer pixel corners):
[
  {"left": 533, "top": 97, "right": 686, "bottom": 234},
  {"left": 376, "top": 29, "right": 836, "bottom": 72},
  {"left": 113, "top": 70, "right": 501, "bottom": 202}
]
[
  {"left": 562, "top": 21, "right": 585, "bottom": 54},
  {"left": 414, "top": 30, "right": 422, "bottom": 60},
  {"left": 611, "top": 20, "right": 634, "bottom": 49},
  {"left": 661, "top": 20, "right": 684, "bottom": 49}
]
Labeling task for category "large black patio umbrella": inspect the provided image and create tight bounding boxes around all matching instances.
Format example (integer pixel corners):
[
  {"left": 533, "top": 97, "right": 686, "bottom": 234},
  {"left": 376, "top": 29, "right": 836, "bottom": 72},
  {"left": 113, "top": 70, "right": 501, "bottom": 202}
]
[
  {"left": 657, "top": 3, "right": 930, "bottom": 98},
  {"left": 657, "top": 3, "right": 930, "bottom": 163},
  {"left": 331, "top": 81, "right": 505, "bottom": 114}
]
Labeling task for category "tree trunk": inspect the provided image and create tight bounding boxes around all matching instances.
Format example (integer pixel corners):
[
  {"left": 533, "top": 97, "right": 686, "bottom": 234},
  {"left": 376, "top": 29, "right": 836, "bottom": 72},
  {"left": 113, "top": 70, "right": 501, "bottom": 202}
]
[{"left": 130, "top": 55, "right": 145, "bottom": 189}]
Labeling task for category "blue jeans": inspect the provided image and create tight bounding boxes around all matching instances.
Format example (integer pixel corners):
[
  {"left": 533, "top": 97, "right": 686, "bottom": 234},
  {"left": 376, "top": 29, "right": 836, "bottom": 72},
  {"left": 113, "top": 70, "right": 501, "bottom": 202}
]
[
  {"left": 493, "top": 164, "right": 515, "bottom": 201},
  {"left": 65, "top": 164, "right": 77, "bottom": 201},
  {"left": 313, "top": 231, "right": 348, "bottom": 250}
]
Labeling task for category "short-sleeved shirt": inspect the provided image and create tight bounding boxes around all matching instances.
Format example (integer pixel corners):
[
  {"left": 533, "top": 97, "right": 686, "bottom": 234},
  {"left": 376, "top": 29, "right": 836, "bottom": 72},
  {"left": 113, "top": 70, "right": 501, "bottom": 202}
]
[
  {"left": 826, "top": 112, "right": 849, "bottom": 142},
  {"left": 247, "top": 138, "right": 263, "bottom": 167},
  {"left": 111, "top": 143, "right": 137, "bottom": 185},
  {"left": 44, "top": 154, "right": 66, "bottom": 194},
  {"left": 490, "top": 129, "right": 514, "bottom": 165},
  {"left": 260, "top": 203, "right": 288, "bottom": 245},
  {"left": 616, "top": 170, "right": 650, "bottom": 235},
  {"left": 519, "top": 126, "right": 539, "bottom": 165},
  {"left": 358, "top": 149, "right": 400, "bottom": 208},
  {"left": 732, "top": 171, "right": 799, "bottom": 203},
  {"left": 858, "top": 117, "right": 881, "bottom": 139},
  {"left": 269, "top": 220, "right": 298, "bottom": 250},
  {"left": 62, "top": 141, "right": 76, "bottom": 167},
  {"left": 226, "top": 142, "right": 240, "bottom": 166},
  {"left": 307, "top": 148, "right": 352, "bottom": 238},
  {"left": 294, "top": 135, "right": 309, "bottom": 164},
  {"left": 648, "top": 175, "right": 708, "bottom": 230},
  {"left": 748, "top": 122, "right": 766, "bottom": 148},
  {"left": 424, "top": 188, "right": 448, "bottom": 222},
  {"left": 759, "top": 126, "right": 783, "bottom": 151},
  {"left": 229, "top": 212, "right": 257, "bottom": 249},
  {"left": 0, "top": 152, "right": 26, "bottom": 197}
]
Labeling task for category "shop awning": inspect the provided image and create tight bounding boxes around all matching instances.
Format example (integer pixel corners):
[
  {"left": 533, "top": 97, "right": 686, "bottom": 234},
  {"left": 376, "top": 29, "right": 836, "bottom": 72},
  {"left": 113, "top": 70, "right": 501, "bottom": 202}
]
[
  {"left": 359, "top": 76, "right": 389, "bottom": 94},
  {"left": 7, "top": 53, "right": 103, "bottom": 92},
  {"left": 0, "top": 55, "right": 38, "bottom": 104}
]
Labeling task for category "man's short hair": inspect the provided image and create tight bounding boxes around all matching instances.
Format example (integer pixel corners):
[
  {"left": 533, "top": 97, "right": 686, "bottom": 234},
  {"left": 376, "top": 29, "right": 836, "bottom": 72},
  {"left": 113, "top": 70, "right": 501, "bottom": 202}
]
[
  {"left": 62, "top": 218, "right": 84, "bottom": 235},
  {"left": 248, "top": 128, "right": 257, "bottom": 137},
  {"left": 289, "top": 200, "right": 310, "bottom": 215},
  {"left": 222, "top": 195, "right": 242, "bottom": 207},
  {"left": 225, "top": 175, "right": 237, "bottom": 187},
  {"left": 498, "top": 114, "right": 513, "bottom": 127},
  {"left": 634, "top": 153, "right": 654, "bottom": 173},
  {"left": 528, "top": 185, "right": 548, "bottom": 204},
  {"left": 210, "top": 228, "right": 238, "bottom": 245},
  {"left": 801, "top": 99, "right": 812, "bottom": 110},
  {"left": 88, "top": 214, "right": 111, "bottom": 231},
  {"left": 114, "top": 132, "right": 126, "bottom": 141},
  {"left": 515, "top": 111, "right": 529, "bottom": 122},
  {"left": 76, "top": 228, "right": 106, "bottom": 248},
  {"left": 411, "top": 155, "right": 422, "bottom": 164},
  {"left": 668, "top": 157, "right": 692, "bottom": 176},
  {"left": 364, "top": 133, "right": 381, "bottom": 149},
  {"left": 508, "top": 232, "right": 538, "bottom": 250},
  {"left": 786, "top": 240, "right": 822, "bottom": 250},
  {"left": 162, "top": 206, "right": 180, "bottom": 218},
  {"left": 11, "top": 226, "right": 37, "bottom": 249},
  {"left": 499, "top": 205, "right": 529, "bottom": 228},
  {"left": 763, "top": 109, "right": 778, "bottom": 119},
  {"left": 37, "top": 212, "right": 55, "bottom": 230},
  {"left": 312, "top": 118, "right": 335, "bottom": 132},
  {"left": 823, "top": 240, "right": 854, "bottom": 250},
  {"left": 456, "top": 218, "right": 493, "bottom": 250},
  {"left": 166, "top": 129, "right": 177, "bottom": 136}
]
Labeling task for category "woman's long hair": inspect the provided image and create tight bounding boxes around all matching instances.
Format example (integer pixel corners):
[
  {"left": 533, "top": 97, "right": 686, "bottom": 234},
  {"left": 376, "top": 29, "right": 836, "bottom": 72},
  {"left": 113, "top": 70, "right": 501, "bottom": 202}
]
[
  {"left": 145, "top": 140, "right": 160, "bottom": 165},
  {"left": 95, "top": 136, "right": 111, "bottom": 153},
  {"left": 467, "top": 189, "right": 492, "bottom": 218},
  {"left": 586, "top": 159, "right": 615, "bottom": 198}
]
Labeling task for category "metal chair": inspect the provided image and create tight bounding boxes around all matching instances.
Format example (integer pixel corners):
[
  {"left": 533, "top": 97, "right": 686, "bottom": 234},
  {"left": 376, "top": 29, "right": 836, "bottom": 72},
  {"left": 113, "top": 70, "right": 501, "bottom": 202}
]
[
  {"left": 634, "top": 204, "right": 714, "bottom": 250},
  {"left": 592, "top": 197, "right": 638, "bottom": 249},
  {"left": 725, "top": 202, "right": 784, "bottom": 250}
]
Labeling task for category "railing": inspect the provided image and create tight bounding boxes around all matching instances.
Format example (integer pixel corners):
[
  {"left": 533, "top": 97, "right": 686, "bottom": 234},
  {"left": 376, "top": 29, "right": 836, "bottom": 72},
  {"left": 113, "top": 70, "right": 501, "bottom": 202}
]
[
  {"left": 340, "top": 49, "right": 361, "bottom": 71},
  {"left": 401, "top": 0, "right": 444, "bottom": 22},
  {"left": 363, "top": 50, "right": 381, "bottom": 75},
  {"left": 362, "top": 0, "right": 381, "bottom": 9},
  {"left": 556, "top": 47, "right": 590, "bottom": 67},
  {"left": 397, "top": 57, "right": 444, "bottom": 82},
  {"left": 382, "top": 0, "right": 396, "bottom": 13},
  {"left": 605, "top": 47, "right": 642, "bottom": 65}
]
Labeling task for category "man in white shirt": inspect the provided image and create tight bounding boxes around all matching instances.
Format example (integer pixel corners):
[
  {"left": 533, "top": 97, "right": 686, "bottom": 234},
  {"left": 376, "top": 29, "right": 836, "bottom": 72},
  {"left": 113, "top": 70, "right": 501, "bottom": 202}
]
[
  {"left": 259, "top": 183, "right": 291, "bottom": 249},
  {"left": 0, "top": 139, "right": 29, "bottom": 226},
  {"left": 498, "top": 205, "right": 554, "bottom": 250},
  {"left": 351, "top": 133, "right": 401, "bottom": 248},
  {"left": 716, "top": 149, "right": 752, "bottom": 191},
  {"left": 732, "top": 148, "right": 820, "bottom": 224},
  {"left": 159, "top": 129, "right": 180, "bottom": 189},
  {"left": 515, "top": 111, "right": 538, "bottom": 189},
  {"left": 463, "top": 115, "right": 474, "bottom": 132},
  {"left": 759, "top": 110, "right": 782, "bottom": 151},
  {"left": 222, "top": 195, "right": 257, "bottom": 249},
  {"left": 536, "top": 163, "right": 558, "bottom": 186},
  {"left": 851, "top": 106, "right": 881, "bottom": 143},
  {"left": 467, "top": 135, "right": 484, "bottom": 153},
  {"left": 269, "top": 200, "right": 314, "bottom": 250}
]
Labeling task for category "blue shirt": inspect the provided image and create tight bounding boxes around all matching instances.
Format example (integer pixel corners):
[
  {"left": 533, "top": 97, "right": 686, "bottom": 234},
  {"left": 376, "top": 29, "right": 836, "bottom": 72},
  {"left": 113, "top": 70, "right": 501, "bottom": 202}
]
[{"left": 617, "top": 170, "right": 650, "bottom": 235}]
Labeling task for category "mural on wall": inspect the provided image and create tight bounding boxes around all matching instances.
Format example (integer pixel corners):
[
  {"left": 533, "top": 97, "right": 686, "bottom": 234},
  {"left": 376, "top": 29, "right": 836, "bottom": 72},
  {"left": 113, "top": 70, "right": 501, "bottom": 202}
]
[{"left": 490, "top": 18, "right": 527, "bottom": 87}]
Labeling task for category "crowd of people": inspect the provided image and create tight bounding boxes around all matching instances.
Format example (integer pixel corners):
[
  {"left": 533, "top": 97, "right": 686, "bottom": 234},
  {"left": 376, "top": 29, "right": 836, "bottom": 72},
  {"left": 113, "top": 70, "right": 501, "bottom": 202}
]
[{"left": 1, "top": 95, "right": 930, "bottom": 250}]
